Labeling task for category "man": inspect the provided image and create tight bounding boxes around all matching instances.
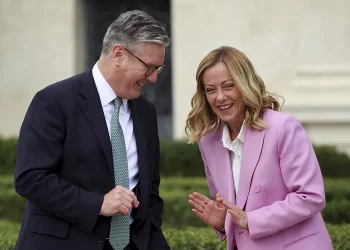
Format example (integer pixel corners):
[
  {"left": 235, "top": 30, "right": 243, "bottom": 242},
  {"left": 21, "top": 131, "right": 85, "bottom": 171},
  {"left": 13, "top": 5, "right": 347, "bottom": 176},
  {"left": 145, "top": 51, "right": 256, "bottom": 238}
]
[{"left": 14, "top": 10, "right": 170, "bottom": 250}]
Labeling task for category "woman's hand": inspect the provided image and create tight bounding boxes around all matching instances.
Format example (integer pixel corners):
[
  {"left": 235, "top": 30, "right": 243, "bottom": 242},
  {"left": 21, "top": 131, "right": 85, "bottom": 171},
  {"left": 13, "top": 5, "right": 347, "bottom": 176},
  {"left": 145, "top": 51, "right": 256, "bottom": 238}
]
[
  {"left": 188, "top": 192, "right": 227, "bottom": 229},
  {"left": 222, "top": 200, "right": 249, "bottom": 230}
]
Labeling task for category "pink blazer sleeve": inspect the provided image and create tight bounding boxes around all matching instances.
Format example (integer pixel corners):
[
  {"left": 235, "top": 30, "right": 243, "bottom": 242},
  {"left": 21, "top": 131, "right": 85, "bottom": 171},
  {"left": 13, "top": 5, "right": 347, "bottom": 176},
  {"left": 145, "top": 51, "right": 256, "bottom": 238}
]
[
  {"left": 247, "top": 115, "right": 326, "bottom": 239},
  {"left": 198, "top": 142, "right": 227, "bottom": 241}
]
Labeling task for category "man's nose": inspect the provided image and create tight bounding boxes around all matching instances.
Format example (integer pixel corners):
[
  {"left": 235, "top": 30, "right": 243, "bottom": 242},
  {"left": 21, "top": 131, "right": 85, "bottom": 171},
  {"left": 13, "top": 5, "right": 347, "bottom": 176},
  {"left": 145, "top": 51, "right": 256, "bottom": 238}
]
[{"left": 146, "top": 70, "right": 158, "bottom": 83}]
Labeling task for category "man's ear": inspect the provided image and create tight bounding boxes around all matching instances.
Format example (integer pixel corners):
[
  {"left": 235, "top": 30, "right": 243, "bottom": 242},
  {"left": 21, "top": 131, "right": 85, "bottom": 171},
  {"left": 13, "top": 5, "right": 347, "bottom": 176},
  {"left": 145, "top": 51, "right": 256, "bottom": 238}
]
[{"left": 111, "top": 44, "right": 125, "bottom": 66}]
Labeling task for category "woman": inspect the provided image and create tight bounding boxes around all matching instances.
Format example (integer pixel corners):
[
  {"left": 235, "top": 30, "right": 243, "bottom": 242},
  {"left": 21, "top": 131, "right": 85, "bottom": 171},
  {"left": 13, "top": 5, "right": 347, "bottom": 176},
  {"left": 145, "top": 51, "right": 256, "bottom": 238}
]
[{"left": 186, "top": 46, "right": 333, "bottom": 250}]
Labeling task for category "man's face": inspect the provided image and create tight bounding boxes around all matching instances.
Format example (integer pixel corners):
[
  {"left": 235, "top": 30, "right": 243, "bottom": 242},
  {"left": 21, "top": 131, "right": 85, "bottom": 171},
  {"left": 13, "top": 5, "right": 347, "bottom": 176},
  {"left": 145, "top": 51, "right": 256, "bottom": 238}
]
[{"left": 118, "top": 43, "right": 165, "bottom": 99}]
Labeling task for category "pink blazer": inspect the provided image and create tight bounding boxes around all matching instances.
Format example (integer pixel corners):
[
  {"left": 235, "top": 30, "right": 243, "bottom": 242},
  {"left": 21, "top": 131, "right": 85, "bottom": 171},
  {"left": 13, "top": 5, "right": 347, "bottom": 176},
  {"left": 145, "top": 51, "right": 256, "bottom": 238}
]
[{"left": 199, "top": 109, "right": 333, "bottom": 250}]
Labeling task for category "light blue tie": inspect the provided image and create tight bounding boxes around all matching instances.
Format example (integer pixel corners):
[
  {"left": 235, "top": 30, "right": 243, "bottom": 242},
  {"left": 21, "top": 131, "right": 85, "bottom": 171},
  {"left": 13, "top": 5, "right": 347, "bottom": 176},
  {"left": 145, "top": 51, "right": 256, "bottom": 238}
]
[{"left": 109, "top": 97, "right": 130, "bottom": 250}]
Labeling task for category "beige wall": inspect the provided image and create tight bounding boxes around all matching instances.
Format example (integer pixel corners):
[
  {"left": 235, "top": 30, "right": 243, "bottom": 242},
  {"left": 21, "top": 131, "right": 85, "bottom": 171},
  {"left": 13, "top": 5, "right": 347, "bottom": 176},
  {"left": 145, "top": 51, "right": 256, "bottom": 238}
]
[
  {"left": 0, "top": 1, "right": 84, "bottom": 136},
  {"left": 172, "top": 0, "right": 350, "bottom": 154},
  {"left": 1, "top": 0, "right": 349, "bottom": 154}
]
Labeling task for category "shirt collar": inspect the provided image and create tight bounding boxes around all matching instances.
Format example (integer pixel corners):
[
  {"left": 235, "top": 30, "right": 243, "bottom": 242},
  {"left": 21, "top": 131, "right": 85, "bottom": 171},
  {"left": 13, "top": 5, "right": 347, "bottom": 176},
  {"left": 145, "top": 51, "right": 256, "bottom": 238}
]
[
  {"left": 222, "top": 121, "right": 245, "bottom": 146},
  {"left": 92, "top": 63, "right": 128, "bottom": 110}
]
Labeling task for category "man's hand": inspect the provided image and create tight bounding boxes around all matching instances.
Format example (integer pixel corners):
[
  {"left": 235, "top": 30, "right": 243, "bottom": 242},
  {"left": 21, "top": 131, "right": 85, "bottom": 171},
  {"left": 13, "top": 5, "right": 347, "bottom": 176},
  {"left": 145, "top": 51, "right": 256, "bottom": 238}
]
[{"left": 100, "top": 186, "right": 139, "bottom": 216}]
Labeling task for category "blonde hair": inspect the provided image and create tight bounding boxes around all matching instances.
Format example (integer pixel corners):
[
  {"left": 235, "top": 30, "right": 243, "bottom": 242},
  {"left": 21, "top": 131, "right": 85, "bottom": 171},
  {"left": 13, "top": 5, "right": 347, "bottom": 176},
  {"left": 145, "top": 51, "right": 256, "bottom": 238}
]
[{"left": 185, "top": 46, "right": 283, "bottom": 143}]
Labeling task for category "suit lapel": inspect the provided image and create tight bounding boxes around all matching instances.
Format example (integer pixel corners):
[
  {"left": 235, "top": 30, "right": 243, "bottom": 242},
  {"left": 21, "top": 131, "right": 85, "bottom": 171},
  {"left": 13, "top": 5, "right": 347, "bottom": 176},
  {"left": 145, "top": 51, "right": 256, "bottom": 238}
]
[
  {"left": 214, "top": 131, "right": 235, "bottom": 246},
  {"left": 214, "top": 131, "right": 236, "bottom": 205},
  {"left": 236, "top": 127, "right": 266, "bottom": 209},
  {"left": 130, "top": 98, "right": 149, "bottom": 218},
  {"left": 79, "top": 70, "right": 114, "bottom": 175}
]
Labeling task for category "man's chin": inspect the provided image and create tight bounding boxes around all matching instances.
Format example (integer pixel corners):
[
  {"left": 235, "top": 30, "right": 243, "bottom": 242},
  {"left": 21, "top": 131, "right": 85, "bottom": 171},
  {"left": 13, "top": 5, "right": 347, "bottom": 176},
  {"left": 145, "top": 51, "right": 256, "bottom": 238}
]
[{"left": 128, "top": 90, "right": 142, "bottom": 99}]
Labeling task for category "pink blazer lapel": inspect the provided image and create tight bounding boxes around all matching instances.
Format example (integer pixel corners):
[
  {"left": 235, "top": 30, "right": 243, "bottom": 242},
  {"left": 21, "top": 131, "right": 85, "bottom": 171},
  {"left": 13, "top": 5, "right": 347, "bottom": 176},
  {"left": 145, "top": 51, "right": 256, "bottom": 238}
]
[
  {"left": 236, "top": 127, "right": 266, "bottom": 209},
  {"left": 214, "top": 134, "right": 236, "bottom": 205}
]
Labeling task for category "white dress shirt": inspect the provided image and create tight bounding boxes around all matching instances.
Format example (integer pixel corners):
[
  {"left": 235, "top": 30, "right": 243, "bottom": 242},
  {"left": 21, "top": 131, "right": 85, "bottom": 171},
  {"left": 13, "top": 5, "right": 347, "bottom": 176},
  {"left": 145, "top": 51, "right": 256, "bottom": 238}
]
[
  {"left": 222, "top": 123, "right": 245, "bottom": 196},
  {"left": 92, "top": 63, "right": 139, "bottom": 222}
]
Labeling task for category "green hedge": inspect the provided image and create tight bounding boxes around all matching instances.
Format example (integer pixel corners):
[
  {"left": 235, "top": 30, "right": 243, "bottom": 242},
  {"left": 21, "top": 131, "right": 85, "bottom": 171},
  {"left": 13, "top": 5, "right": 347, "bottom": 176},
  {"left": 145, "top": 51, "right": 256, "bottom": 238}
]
[
  {"left": 162, "top": 141, "right": 350, "bottom": 178},
  {"left": 161, "top": 189, "right": 350, "bottom": 228},
  {"left": 161, "top": 177, "right": 350, "bottom": 227},
  {"left": 160, "top": 177, "right": 350, "bottom": 227},
  {"left": 165, "top": 224, "right": 350, "bottom": 250},
  {"left": 159, "top": 140, "right": 205, "bottom": 177},
  {"left": 0, "top": 175, "right": 14, "bottom": 189},
  {"left": 0, "top": 137, "right": 17, "bottom": 175},
  {"left": 315, "top": 145, "right": 350, "bottom": 178},
  {"left": 2, "top": 177, "right": 350, "bottom": 226},
  {"left": 1, "top": 137, "right": 350, "bottom": 178},
  {"left": 0, "top": 220, "right": 20, "bottom": 250},
  {"left": 324, "top": 179, "right": 350, "bottom": 202},
  {"left": 1, "top": 220, "right": 350, "bottom": 250},
  {"left": 162, "top": 177, "right": 350, "bottom": 204},
  {"left": 0, "top": 189, "right": 25, "bottom": 223}
]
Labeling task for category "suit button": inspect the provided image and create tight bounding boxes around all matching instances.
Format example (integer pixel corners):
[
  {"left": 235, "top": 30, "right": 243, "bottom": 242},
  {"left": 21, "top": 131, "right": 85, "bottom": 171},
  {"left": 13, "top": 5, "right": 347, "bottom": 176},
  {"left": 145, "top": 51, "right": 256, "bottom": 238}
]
[{"left": 253, "top": 185, "right": 261, "bottom": 193}]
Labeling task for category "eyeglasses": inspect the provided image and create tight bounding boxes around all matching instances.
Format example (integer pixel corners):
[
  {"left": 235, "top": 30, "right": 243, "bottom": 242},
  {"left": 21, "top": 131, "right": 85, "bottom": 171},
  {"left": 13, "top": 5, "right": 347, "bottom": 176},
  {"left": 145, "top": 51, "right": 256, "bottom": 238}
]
[{"left": 123, "top": 47, "right": 166, "bottom": 76}]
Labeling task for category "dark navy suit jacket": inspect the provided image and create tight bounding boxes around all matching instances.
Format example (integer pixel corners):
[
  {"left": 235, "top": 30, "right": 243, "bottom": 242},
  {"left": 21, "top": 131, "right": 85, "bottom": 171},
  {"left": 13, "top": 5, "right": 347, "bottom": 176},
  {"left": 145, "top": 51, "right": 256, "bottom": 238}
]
[{"left": 14, "top": 69, "right": 169, "bottom": 250}]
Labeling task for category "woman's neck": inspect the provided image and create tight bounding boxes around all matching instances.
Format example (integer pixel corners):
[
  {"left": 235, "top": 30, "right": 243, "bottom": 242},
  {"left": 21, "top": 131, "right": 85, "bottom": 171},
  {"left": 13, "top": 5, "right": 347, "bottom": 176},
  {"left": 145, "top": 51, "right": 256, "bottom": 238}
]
[{"left": 228, "top": 119, "right": 244, "bottom": 141}]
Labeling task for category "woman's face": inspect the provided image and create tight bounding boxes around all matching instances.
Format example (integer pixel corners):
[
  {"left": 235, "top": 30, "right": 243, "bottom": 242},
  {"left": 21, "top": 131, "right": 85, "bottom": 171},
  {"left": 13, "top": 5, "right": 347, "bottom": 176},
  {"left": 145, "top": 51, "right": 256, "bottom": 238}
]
[{"left": 203, "top": 62, "right": 246, "bottom": 127}]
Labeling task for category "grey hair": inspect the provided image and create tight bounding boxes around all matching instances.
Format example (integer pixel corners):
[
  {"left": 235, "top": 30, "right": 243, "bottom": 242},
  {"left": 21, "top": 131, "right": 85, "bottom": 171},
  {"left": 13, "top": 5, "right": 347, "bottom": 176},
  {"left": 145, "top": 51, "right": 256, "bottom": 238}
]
[{"left": 101, "top": 10, "right": 170, "bottom": 54}]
